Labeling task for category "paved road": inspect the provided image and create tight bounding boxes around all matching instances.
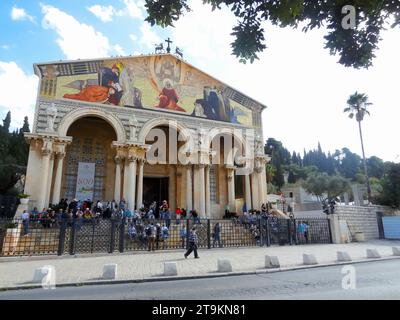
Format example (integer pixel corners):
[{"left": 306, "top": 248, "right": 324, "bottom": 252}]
[{"left": 1, "top": 259, "right": 399, "bottom": 300}]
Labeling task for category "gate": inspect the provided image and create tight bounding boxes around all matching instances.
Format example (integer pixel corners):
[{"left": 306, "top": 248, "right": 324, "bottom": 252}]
[
  {"left": 0, "top": 216, "right": 333, "bottom": 257},
  {"left": 382, "top": 216, "right": 400, "bottom": 239}
]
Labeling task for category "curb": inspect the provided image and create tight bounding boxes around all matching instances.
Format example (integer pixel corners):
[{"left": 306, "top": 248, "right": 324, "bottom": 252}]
[{"left": 1, "top": 255, "right": 400, "bottom": 292}]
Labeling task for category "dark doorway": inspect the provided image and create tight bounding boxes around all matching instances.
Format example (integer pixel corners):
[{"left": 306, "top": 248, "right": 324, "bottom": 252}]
[{"left": 142, "top": 177, "right": 169, "bottom": 211}]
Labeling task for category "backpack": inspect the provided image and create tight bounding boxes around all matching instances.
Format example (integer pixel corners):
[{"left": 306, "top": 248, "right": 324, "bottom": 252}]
[
  {"left": 145, "top": 226, "right": 152, "bottom": 236},
  {"left": 128, "top": 226, "right": 137, "bottom": 237},
  {"left": 162, "top": 226, "right": 169, "bottom": 237}
]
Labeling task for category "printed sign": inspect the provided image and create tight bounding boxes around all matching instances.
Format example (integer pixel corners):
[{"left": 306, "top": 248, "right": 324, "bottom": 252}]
[{"left": 75, "top": 162, "right": 95, "bottom": 201}]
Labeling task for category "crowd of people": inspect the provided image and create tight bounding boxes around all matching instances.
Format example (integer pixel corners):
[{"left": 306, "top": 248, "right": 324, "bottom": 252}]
[
  {"left": 21, "top": 198, "right": 203, "bottom": 249},
  {"left": 24, "top": 198, "right": 204, "bottom": 227},
  {"left": 20, "top": 198, "right": 310, "bottom": 247}
]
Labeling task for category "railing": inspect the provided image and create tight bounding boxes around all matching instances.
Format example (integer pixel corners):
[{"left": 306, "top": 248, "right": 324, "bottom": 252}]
[{"left": 0, "top": 216, "right": 332, "bottom": 257}]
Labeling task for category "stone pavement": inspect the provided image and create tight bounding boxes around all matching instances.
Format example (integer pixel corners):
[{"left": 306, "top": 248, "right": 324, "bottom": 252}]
[{"left": 0, "top": 240, "right": 399, "bottom": 289}]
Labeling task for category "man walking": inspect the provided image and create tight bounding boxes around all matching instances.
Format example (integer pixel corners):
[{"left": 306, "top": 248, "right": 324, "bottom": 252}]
[{"left": 184, "top": 227, "right": 199, "bottom": 259}]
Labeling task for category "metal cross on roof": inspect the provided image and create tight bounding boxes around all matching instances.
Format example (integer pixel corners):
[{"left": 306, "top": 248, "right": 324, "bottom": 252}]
[{"left": 165, "top": 37, "right": 172, "bottom": 53}]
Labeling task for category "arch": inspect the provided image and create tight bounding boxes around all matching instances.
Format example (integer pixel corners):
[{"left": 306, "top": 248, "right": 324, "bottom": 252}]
[
  {"left": 138, "top": 117, "right": 191, "bottom": 143},
  {"left": 58, "top": 108, "right": 126, "bottom": 142},
  {"left": 208, "top": 127, "right": 250, "bottom": 152},
  {"left": 207, "top": 127, "right": 254, "bottom": 169}
]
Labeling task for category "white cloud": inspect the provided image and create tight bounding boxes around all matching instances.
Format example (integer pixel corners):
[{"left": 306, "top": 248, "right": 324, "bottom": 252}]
[
  {"left": 1, "top": 45, "right": 10, "bottom": 50},
  {"left": 11, "top": 6, "right": 35, "bottom": 23},
  {"left": 114, "top": 44, "right": 126, "bottom": 56},
  {"left": 87, "top": 1, "right": 144, "bottom": 22},
  {"left": 139, "top": 23, "right": 162, "bottom": 50},
  {"left": 0, "top": 61, "right": 38, "bottom": 128},
  {"left": 41, "top": 4, "right": 111, "bottom": 59},
  {"left": 87, "top": 5, "right": 115, "bottom": 22},
  {"left": 129, "top": 33, "right": 138, "bottom": 42},
  {"left": 122, "top": 0, "right": 144, "bottom": 19}
]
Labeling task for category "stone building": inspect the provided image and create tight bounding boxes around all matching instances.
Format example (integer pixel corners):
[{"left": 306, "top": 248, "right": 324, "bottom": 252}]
[{"left": 24, "top": 53, "right": 269, "bottom": 218}]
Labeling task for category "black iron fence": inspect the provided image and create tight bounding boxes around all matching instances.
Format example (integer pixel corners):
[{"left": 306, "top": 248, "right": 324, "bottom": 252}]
[{"left": 0, "top": 216, "right": 332, "bottom": 257}]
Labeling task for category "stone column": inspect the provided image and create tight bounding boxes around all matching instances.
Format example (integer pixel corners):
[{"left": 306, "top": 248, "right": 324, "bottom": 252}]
[
  {"left": 168, "top": 165, "right": 177, "bottom": 213},
  {"left": 136, "top": 159, "right": 144, "bottom": 210},
  {"left": 122, "top": 158, "right": 128, "bottom": 200},
  {"left": 186, "top": 164, "right": 193, "bottom": 211},
  {"left": 257, "top": 168, "right": 264, "bottom": 209},
  {"left": 127, "top": 156, "right": 137, "bottom": 210},
  {"left": 245, "top": 173, "right": 252, "bottom": 211},
  {"left": 205, "top": 165, "right": 211, "bottom": 218},
  {"left": 114, "top": 156, "right": 122, "bottom": 202},
  {"left": 226, "top": 166, "right": 236, "bottom": 212},
  {"left": 52, "top": 152, "right": 65, "bottom": 205},
  {"left": 198, "top": 164, "right": 206, "bottom": 217},
  {"left": 38, "top": 148, "right": 52, "bottom": 210},
  {"left": 250, "top": 171, "right": 259, "bottom": 210},
  {"left": 45, "top": 153, "right": 55, "bottom": 207},
  {"left": 261, "top": 165, "right": 268, "bottom": 204}
]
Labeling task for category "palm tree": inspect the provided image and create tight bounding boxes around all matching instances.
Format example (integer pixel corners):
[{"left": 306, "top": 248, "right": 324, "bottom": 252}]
[{"left": 344, "top": 91, "right": 372, "bottom": 204}]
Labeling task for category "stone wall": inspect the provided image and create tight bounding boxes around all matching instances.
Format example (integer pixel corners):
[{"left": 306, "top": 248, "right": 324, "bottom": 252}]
[{"left": 335, "top": 205, "right": 398, "bottom": 241}]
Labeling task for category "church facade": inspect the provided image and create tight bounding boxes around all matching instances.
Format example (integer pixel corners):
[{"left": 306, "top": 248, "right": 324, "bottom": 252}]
[{"left": 24, "top": 53, "right": 269, "bottom": 218}]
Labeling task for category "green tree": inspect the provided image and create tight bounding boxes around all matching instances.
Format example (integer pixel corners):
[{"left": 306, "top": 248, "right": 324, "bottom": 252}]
[
  {"left": 336, "top": 147, "right": 362, "bottom": 180},
  {"left": 144, "top": 0, "right": 400, "bottom": 68},
  {"left": 344, "top": 91, "right": 373, "bottom": 203},
  {"left": 303, "top": 172, "right": 350, "bottom": 202},
  {"left": 376, "top": 163, "right": 400, "bottom": 208},
  {"left": 367, "top": 156, "right": 385, "bottom": 179},
  {"left": 303, "top": 172, "right": 329, "bottom": 202},
  {"left": 2, "top": 111, "right": 11, "bottom": 133},
  {"left": 0, "top": 111, "right": 30, "bottom": 194}
]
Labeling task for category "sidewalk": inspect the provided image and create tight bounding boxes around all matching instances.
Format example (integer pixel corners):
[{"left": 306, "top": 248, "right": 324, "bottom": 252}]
[{"left": 0, "top": 240, "right": 399, "bottom": 289}]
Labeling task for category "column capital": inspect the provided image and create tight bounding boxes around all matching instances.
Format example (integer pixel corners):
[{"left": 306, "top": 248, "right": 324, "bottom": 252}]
[
  {"left": 56, "top": 152, "right": 66, "bottom": 160},
  {"left": 254, "top": 166, "right": 262, "bottom": 173},
  {"left": 255, "top": 154, "right": 271, "bottom": 164},
  {"left": 225, "top": 164, "right": 236, "bottom": 171},
  {"left": 41, "top": 140, "right": 53, "bottom": 156},
  {"left": 226, "top": 165, "right": 236, "bottom": 180},
  {"left": 115, "top": 156, "right": 122, "bottom": 164},
  {"left": 128, "top": 155, "right": 138, "bottom": 162},
  {"left": 196, "top": 163, "right": 206, "bottom": 169}
]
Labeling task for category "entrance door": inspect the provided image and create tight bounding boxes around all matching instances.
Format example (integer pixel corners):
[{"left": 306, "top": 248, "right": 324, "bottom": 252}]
[{"left": 142, "top": 177, "right": 169, "bottom": 208}]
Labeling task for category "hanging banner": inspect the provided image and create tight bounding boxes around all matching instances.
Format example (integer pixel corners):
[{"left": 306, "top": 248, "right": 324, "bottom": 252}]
[{"left": 75, "top": 162, "right": 95, "bottom": 201}]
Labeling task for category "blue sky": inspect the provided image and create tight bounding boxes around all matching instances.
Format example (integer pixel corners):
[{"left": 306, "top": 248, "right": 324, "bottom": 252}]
[{"left": 1, "top": 1, "right": 399, "bottom": 162}]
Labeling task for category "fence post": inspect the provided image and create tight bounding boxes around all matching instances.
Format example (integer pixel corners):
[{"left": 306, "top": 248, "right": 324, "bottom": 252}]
[
  {"left": 109, "top": 219, "right": 116, "bottom": 254},
  {"left": 186, "top": 218, "right": 190, "bottom": 250},
  {"left": 90, "top": 219, "right": 96, "bottom": 254},
  {"left": 207, "top": 219, "right": 211, "bottom": 249},
  {"left": 57, "top": 222, "right": 66, "bottom": 256},
  {"left": 327, "top": 218, "right": 333, "bottom": 244},
  {"left": 293, "top": 219, "right": 298, "bottom": 245},
  {"left": 287, "top": 219, "right": 293, "bottom": 245},
  {"left": 69, "top": 219, "right": 76, "bottom": 255},
  {"left": 266, "top": 217, "right": 271, "bottom": 247},
  {"left": 119, "top": 217, "right": 125, "bottom": 253},
  {"left": 258, "top": 217, "right": 263, "bottom": 247}
]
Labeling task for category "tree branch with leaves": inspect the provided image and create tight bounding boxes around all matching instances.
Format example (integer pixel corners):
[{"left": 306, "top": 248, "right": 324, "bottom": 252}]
[{"left": 144, "top": 0, "right": 400, "bottom": 68}]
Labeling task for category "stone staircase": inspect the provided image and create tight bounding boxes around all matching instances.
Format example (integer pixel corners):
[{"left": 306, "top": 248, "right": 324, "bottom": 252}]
[{"left": 2, "top": 228, "right": 59, "bottom": 256}]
